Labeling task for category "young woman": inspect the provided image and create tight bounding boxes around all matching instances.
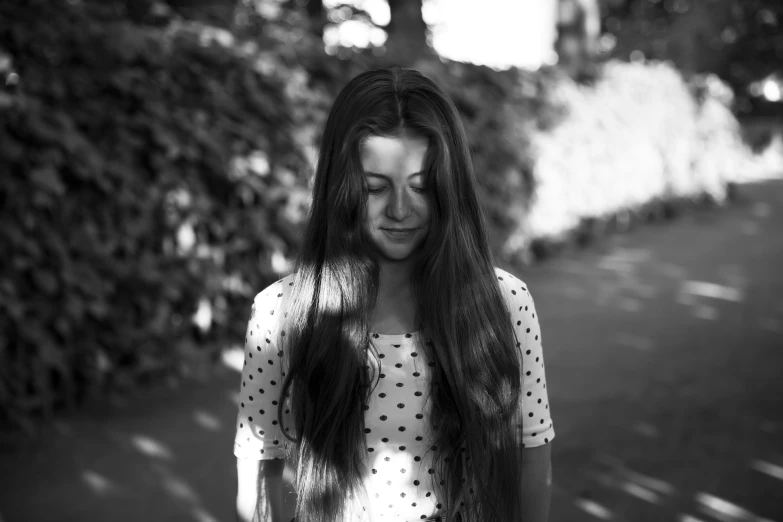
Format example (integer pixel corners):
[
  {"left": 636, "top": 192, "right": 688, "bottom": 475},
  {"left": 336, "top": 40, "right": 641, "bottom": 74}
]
[{"left": 234, "top": 66, "right": 554, "bottom": 522}]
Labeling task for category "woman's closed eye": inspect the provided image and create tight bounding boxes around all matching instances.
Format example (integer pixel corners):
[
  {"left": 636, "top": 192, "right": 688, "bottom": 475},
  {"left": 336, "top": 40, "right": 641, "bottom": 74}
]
[{"left": 367, "top": 185, "right": 427, "bottom": 195}]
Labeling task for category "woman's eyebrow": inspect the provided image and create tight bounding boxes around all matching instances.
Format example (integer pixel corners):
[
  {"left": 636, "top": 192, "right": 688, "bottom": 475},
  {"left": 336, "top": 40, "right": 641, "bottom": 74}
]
[{"left": 364, "top": 171, "right": 424, "bottom": 180}]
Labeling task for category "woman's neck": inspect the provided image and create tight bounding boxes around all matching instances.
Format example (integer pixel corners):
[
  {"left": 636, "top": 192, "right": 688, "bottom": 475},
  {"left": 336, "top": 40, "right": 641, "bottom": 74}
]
[
  {"left": 377, "top": 260, "right": 414, "bottom": 299},
  {"left": 371, "top": 260, "right": 419, "bottom": 334}
]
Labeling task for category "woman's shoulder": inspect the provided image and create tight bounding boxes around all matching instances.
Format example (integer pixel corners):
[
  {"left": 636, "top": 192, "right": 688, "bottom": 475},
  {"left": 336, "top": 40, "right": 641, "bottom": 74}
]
[
  {"left": 492, "top": 266, "right": 529, "bottom": 290},
  {"left": 492, "top": 266, "right": 535, "bottom": 314},
  {"left": 249, "top": 272, "right": 296, "bottom": 324}
]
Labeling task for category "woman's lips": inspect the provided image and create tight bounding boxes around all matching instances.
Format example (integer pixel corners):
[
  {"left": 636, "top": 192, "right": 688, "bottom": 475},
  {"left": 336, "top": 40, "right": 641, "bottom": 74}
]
[{"left": 382, "top": 228, "right": 418, "bottom": 239}]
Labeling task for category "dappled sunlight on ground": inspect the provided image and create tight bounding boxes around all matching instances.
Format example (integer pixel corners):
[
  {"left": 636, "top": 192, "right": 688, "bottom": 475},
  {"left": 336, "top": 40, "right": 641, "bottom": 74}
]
[
  {"left": 193, "top": 410, "right": 222, "bottom": 432},
  {"left": 751, "top": 459, "right": 783, "bottom": 482},
  {"left": 566, "top": 446, "right": 783, "bottom": 521},
  {"left": 524, "top": 181, "right": 783, "bottom": 522},
  {"left": 161, "top": 472, "right": 198, "bottom": 502},
  {"left": 150, "top": 452, "right": 221, "bottom": 522},
  {"left": 0, "top": 364, "right": 244, "bottom": 521},
  {"left": 596, "top": 247, "right": 653, "bottom": 273},
  {"left": 675, "top": 269, "right": 747, "bottom": 322},
  {"left": 588, "top": 454, "right": 674, "bottom": 507},
  {"left": 594, "top": 248, "right": 657, "bottom": 311},
  {"left": 129, "top": 434, "right": 175, "bottom": 461},
  {"left": 546, "top": 224, "right": 782, "bottom": 330},
  {"left": 81, "top": 470, "right": 116, "bottom": 495},
  {"left": 192, "top": 506, "right": 221, "bottom": 522},
  {"left": 678, "top": 280, "right": 744, "bottom": 303},
  {"left": 618, "top": 480, "right": 662, "bottom": 504},
  {"left": 574, "top": 497, "right": 614, "bottom": 519},
  {"left": 695, "top": 492, "right": 777, "bottom": 522},
  {"left": 679, "top": 515, "right": 708, "bottom": 522}
]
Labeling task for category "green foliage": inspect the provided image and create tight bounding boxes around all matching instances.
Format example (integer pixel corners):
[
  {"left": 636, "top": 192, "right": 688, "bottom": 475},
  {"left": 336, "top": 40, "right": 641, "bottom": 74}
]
[
  {"left": 505, "top": 58, "right": 779, "bottom": 263},
  {"left": 600, "top": 0, "right": 783, "bottom": 112},
  {"left": 0, "top": 0, "right": 316, "bottom": 432}
]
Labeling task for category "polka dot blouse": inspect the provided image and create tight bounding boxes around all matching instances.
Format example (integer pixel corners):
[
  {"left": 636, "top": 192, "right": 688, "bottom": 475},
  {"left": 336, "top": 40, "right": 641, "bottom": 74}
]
[{"left": 233, "top": 267, "right": 555, "bottom": 521}]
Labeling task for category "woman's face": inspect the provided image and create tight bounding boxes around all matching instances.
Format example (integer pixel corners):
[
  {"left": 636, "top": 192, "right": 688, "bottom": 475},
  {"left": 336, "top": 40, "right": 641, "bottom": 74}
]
[{"left": 360, "top": 132, "right": 431, "bottom": 265}]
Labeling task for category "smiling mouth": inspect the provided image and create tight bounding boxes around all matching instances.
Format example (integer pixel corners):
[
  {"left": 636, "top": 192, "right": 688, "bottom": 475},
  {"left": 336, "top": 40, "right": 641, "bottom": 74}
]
[{"left": 382, "top": 228, "right": 418, "bottom": 239}]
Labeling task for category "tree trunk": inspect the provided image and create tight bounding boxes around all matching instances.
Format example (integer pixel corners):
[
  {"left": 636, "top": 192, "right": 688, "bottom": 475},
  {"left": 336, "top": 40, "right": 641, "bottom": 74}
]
[
  {"left": 166, "top": 0, "right": 237, "bottom": 28},
  {"left": 303, "top": 0, "right": 326, "bottom": 38},
  {"left": 384, "top": 0, "right": 432, "bottom": 66},
  {"left": 556, "top": 0, "right": 600, "bottom": 76}
]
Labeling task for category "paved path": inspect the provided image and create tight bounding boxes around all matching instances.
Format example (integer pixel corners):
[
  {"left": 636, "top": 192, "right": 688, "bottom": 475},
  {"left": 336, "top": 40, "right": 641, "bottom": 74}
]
[{"left": 2, "top": 179, "right": 782, "bottom": 522}]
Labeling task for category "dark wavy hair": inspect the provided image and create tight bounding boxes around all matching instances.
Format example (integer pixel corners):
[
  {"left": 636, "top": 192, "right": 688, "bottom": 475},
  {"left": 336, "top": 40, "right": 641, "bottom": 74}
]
[{"left": 278, "top": 66, "right": 525, "bottom": 522}]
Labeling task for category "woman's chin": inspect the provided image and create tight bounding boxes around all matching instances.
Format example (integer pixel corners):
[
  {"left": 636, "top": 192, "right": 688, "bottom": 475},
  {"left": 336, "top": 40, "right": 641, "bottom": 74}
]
[
  {"left": 367, "top": 231, "right": 426, "bottom": 263},
  {"left": 379, "top": 249, "right": 415, "bottom": 262},
  {"left": 373, "top": 242, "right": 422, "bottom": 262}
]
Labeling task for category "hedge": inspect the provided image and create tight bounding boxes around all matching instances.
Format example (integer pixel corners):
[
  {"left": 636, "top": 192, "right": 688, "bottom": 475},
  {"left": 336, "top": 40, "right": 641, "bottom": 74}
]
[{"left": 0, "top": 0, "right": 314, "bottom": 433}]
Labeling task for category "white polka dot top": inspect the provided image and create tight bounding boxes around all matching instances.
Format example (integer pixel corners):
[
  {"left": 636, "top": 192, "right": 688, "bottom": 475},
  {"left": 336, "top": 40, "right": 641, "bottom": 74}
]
[{"left": 233, "top": 267, "right": 555, "bottom": 521}]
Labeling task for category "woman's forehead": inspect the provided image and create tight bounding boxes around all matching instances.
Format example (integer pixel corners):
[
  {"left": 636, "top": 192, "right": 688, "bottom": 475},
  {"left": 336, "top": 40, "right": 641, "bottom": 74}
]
[
  {"left": 360, "top": 135, "right": 429, "bottom": 176},
  {"left": 360, "top": 132, "right": 429, "bottom": 152}
]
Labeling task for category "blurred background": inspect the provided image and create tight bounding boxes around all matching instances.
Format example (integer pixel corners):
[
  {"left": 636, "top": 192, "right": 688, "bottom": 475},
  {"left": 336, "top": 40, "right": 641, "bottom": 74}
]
[{"left": 1, "top": 0, "right": 782, "bottom": 521}]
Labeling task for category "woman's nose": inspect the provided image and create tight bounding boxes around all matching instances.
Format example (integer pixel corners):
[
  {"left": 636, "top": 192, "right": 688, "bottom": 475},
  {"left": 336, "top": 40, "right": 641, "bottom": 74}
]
[{"left": 386, "top": 187, "right": 412, "bottom": 221}]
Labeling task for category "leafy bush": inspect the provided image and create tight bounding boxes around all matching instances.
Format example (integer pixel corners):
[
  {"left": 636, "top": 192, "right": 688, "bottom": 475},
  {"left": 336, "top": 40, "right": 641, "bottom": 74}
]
[
  {"left": 0, "top": 0, "right": 315, "bottom": 432},
  {"left": 501, "top": 59, "right": 783, "bottom": 262}
]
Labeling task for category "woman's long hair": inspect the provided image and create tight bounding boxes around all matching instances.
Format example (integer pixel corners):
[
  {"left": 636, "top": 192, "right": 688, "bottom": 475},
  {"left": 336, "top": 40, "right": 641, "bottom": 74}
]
[{"left": 278, "top": 66, "right": 524, "bottom": 522}]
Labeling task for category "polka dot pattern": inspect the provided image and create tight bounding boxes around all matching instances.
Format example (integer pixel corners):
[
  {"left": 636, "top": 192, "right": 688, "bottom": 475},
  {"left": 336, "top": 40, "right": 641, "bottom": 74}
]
[
  {"left": 495, "top": 268, "right": 555, "bottom": 449},
  {"left": 233, "top": 267, "right": 555, "bottom": 521},
  {"left": 360, "top": 328, "right": 443, "bottom": 520},
  {"left": 233, "top": 278, "right": 292, "bottom": 461}
]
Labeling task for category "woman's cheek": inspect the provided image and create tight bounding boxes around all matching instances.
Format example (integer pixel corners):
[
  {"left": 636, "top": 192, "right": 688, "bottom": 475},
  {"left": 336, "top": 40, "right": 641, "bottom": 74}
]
[{"left": 366, "top": 200, "right": 384, "bottom": 230}]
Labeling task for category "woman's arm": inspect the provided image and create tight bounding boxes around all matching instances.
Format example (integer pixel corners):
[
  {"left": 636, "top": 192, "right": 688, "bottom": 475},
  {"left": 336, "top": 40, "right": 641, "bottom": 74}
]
[
  {"left": 520, "top": 443, "right": 552, "bottom": 522},
  {"left": 236, "top": 458, "right": 285, "bottom": 522},
  {"left": 234, "top": 279, "right": 295, "bottom": 521},
  {"left": 493, "top": 267, "right": 555, "bottom": 521}
]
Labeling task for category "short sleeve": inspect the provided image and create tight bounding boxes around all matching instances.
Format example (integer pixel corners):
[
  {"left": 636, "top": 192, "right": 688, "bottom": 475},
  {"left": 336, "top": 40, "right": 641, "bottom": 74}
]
[
  {"left": 495, "top": 267, "right": 555, "bottom": 448},
  {"left": 233, "top": 278, "right": 292, "bottom": 460}
]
